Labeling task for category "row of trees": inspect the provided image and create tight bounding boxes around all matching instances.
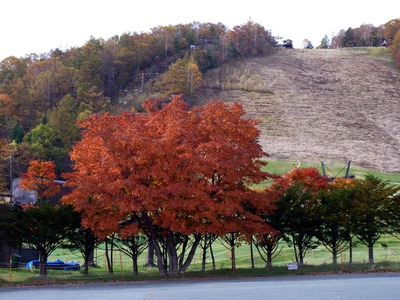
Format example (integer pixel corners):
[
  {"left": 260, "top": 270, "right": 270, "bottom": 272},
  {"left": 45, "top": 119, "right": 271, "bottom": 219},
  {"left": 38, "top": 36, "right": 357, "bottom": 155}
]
[
  {"left": 303, "top": 19, "right": 389, "bottom": 49},
  {"left": 2, "top": 150, "right": 399, "bottom": 277},
  {"left": 330, "top": 18, "right": 400, "bottom": 68},
  {"left": 331, "top": 23, "right": 386, "bottom": 48},
  {"left": 3, "top": 97, "right": 397, "bottom": 277},
  {"left": 259, "top": 169, "right": 400, "bottom": 266}
]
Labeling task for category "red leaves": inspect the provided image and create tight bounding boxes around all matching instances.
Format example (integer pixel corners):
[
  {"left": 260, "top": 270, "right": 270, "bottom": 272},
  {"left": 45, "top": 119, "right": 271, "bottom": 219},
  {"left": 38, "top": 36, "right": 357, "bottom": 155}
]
[
  {"left": 264, "top": 167, "right": 330, "bottom": 210},
  {"left": 62, "top": 96, "right": 273, "bottom": 238},
  {"left": 20, "top": 160, "right": 60, "bottom": 201}
]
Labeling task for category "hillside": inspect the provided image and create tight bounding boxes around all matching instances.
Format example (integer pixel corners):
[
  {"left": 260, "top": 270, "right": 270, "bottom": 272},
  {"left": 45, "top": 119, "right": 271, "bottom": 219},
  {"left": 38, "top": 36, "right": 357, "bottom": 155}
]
[{"left": 192, "top": 48, "right": 400, "bottom": 173}]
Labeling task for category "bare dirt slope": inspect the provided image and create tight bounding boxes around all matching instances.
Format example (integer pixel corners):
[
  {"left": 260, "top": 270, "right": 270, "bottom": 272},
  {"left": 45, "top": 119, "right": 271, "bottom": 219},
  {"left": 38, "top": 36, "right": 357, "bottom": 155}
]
[{"left": 192, "top": 48, "right": 400, "bottom": 173}]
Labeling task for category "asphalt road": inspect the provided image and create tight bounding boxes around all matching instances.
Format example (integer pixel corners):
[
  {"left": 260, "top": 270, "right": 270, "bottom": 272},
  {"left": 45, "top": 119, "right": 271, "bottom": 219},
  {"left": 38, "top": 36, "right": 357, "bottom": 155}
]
[{"left": 1, "top": 273, "right": 400, "bottom": 300}]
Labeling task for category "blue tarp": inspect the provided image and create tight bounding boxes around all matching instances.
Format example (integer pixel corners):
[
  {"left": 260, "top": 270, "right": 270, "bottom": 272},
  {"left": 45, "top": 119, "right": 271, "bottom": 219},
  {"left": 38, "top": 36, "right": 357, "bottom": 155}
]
[{"left": 26, "top": 259, "right": 80, "bottom": 271}]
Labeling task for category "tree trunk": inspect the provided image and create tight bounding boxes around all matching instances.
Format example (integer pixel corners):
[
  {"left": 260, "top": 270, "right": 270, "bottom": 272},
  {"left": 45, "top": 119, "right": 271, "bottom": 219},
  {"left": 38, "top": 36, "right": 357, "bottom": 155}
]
[
  {"left": 178, "top": 237, "right": 188, "bottom": 270},
  {"left": 332, "top": 242, "right": 338, "bottom": 265},
  {"left": 83, "top": 260, "right": 89, "bottom": 276},
  {"left": 153, "top": 240, "right": 167, "bottom": 277},
  {"left": 250, "top": 240, "right": 254, "bottom": 269},
  {"left": 133, "top": 257, "right": 139, "bottom": 276},
  {"left": 105, "top": 239, "right": 114, "bottom": 275},
  {"left": 151, "top": 235, "right": 167, "bottom": 277},
  {"left": 349, "top": 238, "right": 353, "bottom": 264},
  {"left": 167, "top": 233, "right": 178, "bottom": 276},
  {"left": 201, "top": 246, "right": 207, "bottom": 272},
  {"left": 143, "top": 215, "right": 167, "bottom": 276},
  {"left": 292, "top": 234, "right": 299, "bottom": 264},
  {"left": 82, "top": 247, "right": 94, "bottom": 276},
  {"left": 146, "top": 239, "right": 155, "bottom": 267},
  {"left": 210, "top": 243, "right": 216, "bottom": 270},
  {"left": 297, "top": 236, "right": 304, "bottom": 265},
  {"left": 368, "top": 240, "right": 374, "bottom": 264},
  {"left": 231, "top": 244, "right": 236, "bottom": 273},
  {"left": 39, "top": 252, "right": 48, "bottom": 276},
  {"left": 299, "top": 249, "right": 304, "bottom": 265},
  {"left": 178, "top": 234, "right": 201, "bottom": 274},
  {"left": 266, "top": 245, "right": 273, "bottom": 267},
  {"left": 82, "top": 250, "right": 90, "bottom": 276}
]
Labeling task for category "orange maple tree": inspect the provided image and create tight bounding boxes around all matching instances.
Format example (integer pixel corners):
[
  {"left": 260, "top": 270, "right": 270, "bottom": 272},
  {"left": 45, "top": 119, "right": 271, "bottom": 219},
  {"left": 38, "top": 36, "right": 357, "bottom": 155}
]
[
  {"left": 20, "top": 160, "right": 60, "bottom": 202},
  {"left": 62, "top": 95, "right": 274, "bottom": 276},
  {"left": 268, "top": 167, "right": 329, "bottom": 198},
  {"left": 259, "top": 167, "right": 330, "bottom": 265}
]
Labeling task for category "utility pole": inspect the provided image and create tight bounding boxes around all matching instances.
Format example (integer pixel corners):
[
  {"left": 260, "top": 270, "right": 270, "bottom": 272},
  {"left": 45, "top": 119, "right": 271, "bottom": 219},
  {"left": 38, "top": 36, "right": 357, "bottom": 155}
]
[{"left": 139, "top": 72, "right": 156, "bottom": 92}]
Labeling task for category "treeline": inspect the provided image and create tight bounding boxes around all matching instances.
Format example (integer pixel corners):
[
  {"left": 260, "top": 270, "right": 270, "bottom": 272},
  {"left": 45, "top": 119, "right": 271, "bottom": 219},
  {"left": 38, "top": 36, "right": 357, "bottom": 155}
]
[
  {"left": 331, "top": 18, "right": 400, "bottom": 67},
  {"left": 0, "top": 20, "right": 275, "bottom": 189},
  {"left": 2, "top": 97, "right": 397, "bottom": 278},
  {"left": 1, "top": 155, "right": 399, "bottom": 277}
]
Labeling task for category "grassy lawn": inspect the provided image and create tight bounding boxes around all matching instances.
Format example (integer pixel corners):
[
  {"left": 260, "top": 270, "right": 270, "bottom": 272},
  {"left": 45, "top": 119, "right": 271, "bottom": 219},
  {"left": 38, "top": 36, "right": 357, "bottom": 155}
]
[
  {"left": 262, "top": 159, "right": 400, "bottom": 186},
  {"left": 2, "top": 234, "right": 400, "bottom": 286}
]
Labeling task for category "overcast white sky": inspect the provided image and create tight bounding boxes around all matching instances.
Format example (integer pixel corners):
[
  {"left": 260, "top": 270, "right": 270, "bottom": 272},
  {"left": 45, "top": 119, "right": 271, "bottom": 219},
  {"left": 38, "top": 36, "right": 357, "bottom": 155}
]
[{"left": 1, "top": 0, "right": 399, "bottom": 61}]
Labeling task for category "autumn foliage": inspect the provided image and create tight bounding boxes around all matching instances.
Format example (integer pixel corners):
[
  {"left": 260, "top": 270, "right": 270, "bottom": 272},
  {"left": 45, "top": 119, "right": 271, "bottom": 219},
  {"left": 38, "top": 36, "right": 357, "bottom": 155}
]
[
  {"left": 62, "top": 95, "right": 273, "bottom": 274},
  {"left": 262, "top": 167, "right": 330, "bottom": 265},
  {"left": 267, "top": 167, "right": 329, "bottom": 201},
  {"left": 20, "top": 160, "right": 60, "bottom": 202}
]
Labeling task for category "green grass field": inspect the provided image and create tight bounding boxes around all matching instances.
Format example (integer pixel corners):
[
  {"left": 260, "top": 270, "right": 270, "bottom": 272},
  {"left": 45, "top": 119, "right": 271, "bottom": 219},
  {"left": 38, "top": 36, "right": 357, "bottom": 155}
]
[
  {"left": 2, "top": 233, "right": 400, "bottom": 286},
  {"left": 262, "top": 159, "right": 400, "bottom": 186}
]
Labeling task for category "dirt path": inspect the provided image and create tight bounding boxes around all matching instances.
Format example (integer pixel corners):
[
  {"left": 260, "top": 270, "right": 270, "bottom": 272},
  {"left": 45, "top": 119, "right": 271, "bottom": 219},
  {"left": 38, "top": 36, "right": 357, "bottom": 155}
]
[{"left": 193, "top": 48, "right": 400, "bottom": 172}]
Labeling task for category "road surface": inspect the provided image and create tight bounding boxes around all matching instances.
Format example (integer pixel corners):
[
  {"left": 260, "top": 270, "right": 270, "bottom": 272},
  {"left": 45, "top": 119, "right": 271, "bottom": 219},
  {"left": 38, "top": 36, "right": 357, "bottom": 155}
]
[{"left": 1, "top": 273, "right": 400, "bottom": 300}]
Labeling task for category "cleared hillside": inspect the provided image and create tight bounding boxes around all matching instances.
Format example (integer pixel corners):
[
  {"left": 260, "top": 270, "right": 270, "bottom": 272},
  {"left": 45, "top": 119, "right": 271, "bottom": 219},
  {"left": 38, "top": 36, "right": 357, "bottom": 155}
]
[{"left": 192, "top": 48, "right": 400, "bottom": 173}]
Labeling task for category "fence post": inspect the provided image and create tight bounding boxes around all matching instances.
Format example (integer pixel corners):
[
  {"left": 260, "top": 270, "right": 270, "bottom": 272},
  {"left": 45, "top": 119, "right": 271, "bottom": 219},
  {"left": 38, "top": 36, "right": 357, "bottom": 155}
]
[
  {"left": 9, "top": 255, "right": 12, "bottom": 285},
  {"left": 119, "top": 252, "right": 124, "bottom": 281}
]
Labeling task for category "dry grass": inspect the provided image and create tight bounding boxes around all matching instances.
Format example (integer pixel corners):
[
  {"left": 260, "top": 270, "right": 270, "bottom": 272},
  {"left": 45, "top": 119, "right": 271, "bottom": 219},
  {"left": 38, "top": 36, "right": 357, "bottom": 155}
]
[{"left": 192, "top": 47, "right": 400, "bottom": 173}]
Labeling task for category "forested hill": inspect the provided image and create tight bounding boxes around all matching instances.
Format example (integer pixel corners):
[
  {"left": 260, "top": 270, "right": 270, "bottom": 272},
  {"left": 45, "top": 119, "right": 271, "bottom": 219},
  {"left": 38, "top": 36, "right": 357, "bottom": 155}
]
[
  {"left": 192, "top": 48, "right": 400, "bottom": 173},
  {"left": 0, "top": 19, "right": 399, "bottom": 188}
]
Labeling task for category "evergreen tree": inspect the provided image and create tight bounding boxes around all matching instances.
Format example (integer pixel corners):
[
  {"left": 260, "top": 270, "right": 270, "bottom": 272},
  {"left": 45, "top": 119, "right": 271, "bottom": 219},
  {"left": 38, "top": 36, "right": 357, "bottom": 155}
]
[
  {"left": 342, "top": 28, "right": 354, "bottom": 47},
  {"left": 318, "top": 35, "right": 330, "bottom": 49}
]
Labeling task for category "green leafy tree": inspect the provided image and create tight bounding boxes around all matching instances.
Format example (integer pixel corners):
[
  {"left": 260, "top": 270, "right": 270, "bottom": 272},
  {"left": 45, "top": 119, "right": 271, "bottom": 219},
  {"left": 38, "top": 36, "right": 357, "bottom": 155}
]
[
  {"left": 268, "top": 168, "right": 329, "bottom": 265},
  {"left": 74, "top": 37, "right": 105, "bottom": 99},
  {"left": 278, "top": 183, "right": 322, "bottom": 265},
  {"left": 80, "top": 86, "right": 111, "bottom": 114},
  {"left": 317, "top": 178, "right": 355, "bottom": 264},
  {"left": 349, "top": 175, "right": 400, "bottom": 263},
  {"left": 0, "top": 56, "right": 30, "bottom": 85},
  {"left": 48, "top": 94, "right": 81, "bottom": 151},
  {"left": 62, "top": 211, "right": 100, "bottom": 276},
  {"left": 342, "top": 28, "right": 354, "bottom": 47},
  {"left": 114, "top": 234, "right": 148, "bottom": 276},
  {"left": 21, "top": 203, "right": 76, "bottom": 276},
  {"left": 160, "top": 55, "right": 202, "bottom": 96},
  {"left": 253, "top": 207, "right": 283, "bottom": 267},
  {"left": 22, "top": 123, "right": 67, "bottom": 173},
  {"left": 0, "top": 204, "right": 24, "bottom": 253},
  {"left": 318, "top": 35, "right": 330, "bottom": 49}
]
